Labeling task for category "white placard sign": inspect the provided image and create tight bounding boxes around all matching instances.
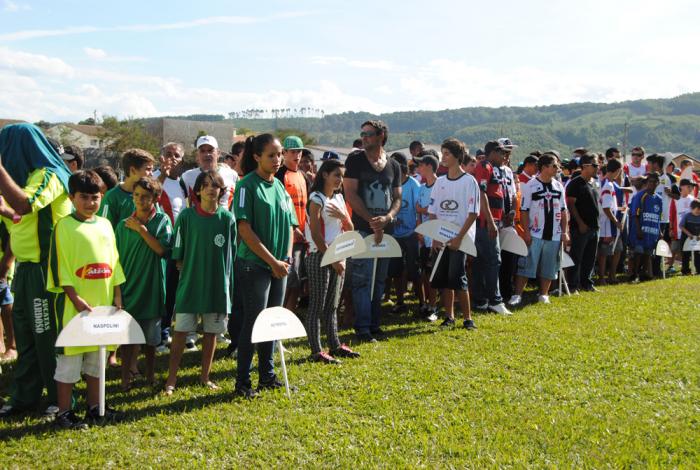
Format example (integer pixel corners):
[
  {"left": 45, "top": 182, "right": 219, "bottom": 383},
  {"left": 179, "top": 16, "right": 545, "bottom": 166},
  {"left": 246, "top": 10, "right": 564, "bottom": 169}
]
[
  {"left": 251, "top": 307, "right": 307, "bottom": 343},
  {"left": 415, "top": 220, "right": 477, "bottom": 257},
  {"left": 655, "top": 239, "right": 673, "bottom": 258},
  {"left": 499, "top": 226, "right": 529, "bottom": 257},
  {"left": 320, "top": 231, "right": 367, "bottom": 267},
  {"left": 683, "top": 238, "right": 700, "bottom": 252},
  {"left": 82, "top": 316, "right": 127, "bottom": 335},
  {"left": 354, "top": 234, "right": 402, "bottom": 259},
  {"left": 55, "top": 306, "right": 145, "bottom": 347}
]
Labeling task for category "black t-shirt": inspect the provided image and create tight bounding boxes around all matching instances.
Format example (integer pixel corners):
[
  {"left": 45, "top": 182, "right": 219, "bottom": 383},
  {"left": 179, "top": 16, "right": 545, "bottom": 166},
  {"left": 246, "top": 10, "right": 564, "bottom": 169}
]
[
  {"left": 345, "top": 151, "right": 402, "bottom": 233},
  {"left": 566, "top": 175, "right": 600, "bottom": 230}
]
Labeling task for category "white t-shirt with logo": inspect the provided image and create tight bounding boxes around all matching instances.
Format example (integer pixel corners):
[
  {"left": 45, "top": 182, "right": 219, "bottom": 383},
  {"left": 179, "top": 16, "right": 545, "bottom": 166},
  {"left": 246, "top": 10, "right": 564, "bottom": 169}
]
[
  {"left": 676, "top": 195, "right": 694, "bottom": 240},
  {"left": 181, "top": 164, "right": 238, "bottom": 209},
  {"left": 598, "top": 178, "right": 619, "bottom": 238},
  {"left": 520, "top": 177, "right": 567, "bottom": 241},
  {"left": 304, "top": 191, "right": 346, "bottom": 253},
  {"left": 428, "top": 172, "right": 480, "bottom": 241},
  {"left": 654, "top": 173, "right": 674, "bottom": 224}
]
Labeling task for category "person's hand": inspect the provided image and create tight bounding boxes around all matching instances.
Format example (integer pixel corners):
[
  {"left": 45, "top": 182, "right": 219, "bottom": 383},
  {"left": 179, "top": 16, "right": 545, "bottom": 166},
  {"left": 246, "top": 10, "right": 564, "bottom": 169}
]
[
  {"left": 562, "top": 232, "right": 571, "bottom": 246},
  {"left": 369, "top": 215, "right": 390, "bottom": 231},
  {"left": 415, "top": 203, "right": 427, "bottom": 215},
  {"left": 70, "top": 295, "right": 92, "bottom": 313},
  {"left": 577, "top": 221, "right": 589, "bottom": 234},
  {"left": 523, "top": 231, "right": 532, "bottom": 247},
  {"left": 332, "top": 260, "right": 345, "bottom": 276},
  {"left": 271, "top": 259, "right": 290, "bottom": 279},
  {"left": 159, "top": 157, "right": 172, "bottom": 178},
  {"left": 326, "top": 203, "right": 348, "bottom": 222},
  {"left": 125, "top": 217, "right": 145, "bottom": 234},
  {"left": 176, "top": 260, "right": 183, "bottom": 271},
  {"left": 446, "top": 235, "right": 463, "bottom": 251},
  {"left": 488, "top": 222, "right": 498, "bottom": 239},
  {"left": 293, "top": 228, "right": 305, "bottom": 243},
  {"left": 373, "top": 229, "right": 384, "bottom": 245},
  {"left": 616, "top": 221, "right": 624, "bottom": 232}
]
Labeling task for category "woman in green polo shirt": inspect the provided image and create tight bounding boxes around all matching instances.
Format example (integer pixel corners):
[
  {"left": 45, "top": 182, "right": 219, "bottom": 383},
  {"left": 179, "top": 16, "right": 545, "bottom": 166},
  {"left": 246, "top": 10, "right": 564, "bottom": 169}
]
[{"left": 233, "top": 134, "right": 297, "bottom": 399}]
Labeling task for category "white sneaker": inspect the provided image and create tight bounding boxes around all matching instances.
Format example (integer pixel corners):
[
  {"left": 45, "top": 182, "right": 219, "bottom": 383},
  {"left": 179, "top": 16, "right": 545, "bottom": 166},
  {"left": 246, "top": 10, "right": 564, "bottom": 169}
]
[
  {"left": 507, "top": 295, "right": 522, "bottom": 307},
  {"left": 538, "top": 295, "right": 551, "bottom": 304},
  {"left": 216, "top": 334, "right": 231, "bottom": 344},
  {"left": 488, "top": 303, "right": 513, "bottom": 315},
  {"left": 186, "top": 332, "right": 198, "bottom": 344},
  {"left": 155, "top": 344, "right": 169, "bottom": 354},
  {"left": 43, "top": 405, "right": 59, "bottom": 419}
]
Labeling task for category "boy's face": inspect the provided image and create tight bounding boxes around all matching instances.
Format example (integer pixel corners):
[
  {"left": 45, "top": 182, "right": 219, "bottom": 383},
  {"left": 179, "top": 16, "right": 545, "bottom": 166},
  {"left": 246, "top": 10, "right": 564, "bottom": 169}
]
[
  {"left": 131, "top": 162, "right": 154, "bottom": 179},
  {"left": 691, "top": 206, "right": 700, "bottom": 216},
  {"left": 417, "top": 162, "right": 433, "bottom": 179},
  {"left": 680, "top": 185, "right": 691, "bottom": 196},
  {"left": 283, "top": 149, "right": 302, "bottom": 171},
  {"left": 70, "top": 191, "right": 102, "bottom": 219},
  {"left": 133, "top": 186, "right": 155, "bottom": 213},
  {"left": 645, "top": 178, "right": 659, "bottom": 193},
  {"left": 441, "top": 148, "right": 459, "bottom": 168},
  {"left": 197, "top": 178, "right": 221, "bottom": 205}
]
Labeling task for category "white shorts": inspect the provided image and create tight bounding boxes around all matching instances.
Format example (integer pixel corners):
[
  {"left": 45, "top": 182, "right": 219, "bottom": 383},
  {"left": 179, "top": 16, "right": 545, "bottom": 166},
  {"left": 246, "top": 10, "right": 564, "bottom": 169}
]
[{"left": 54, "top": 351, "right": 102, "bottom": 383}]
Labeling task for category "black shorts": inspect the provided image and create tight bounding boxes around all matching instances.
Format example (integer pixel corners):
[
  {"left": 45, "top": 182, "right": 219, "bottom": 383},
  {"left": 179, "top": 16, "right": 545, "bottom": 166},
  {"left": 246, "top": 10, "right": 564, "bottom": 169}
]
[
  {"left": 419, "top": 246, "right": 433, "bottom": 272},
  {"left": 430, "top": 248, "right": 468, "bottom": 291}
]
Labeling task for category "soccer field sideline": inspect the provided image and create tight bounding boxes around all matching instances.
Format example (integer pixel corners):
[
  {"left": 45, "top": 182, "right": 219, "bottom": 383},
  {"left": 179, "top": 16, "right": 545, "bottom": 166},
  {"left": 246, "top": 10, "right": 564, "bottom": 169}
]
[{"left": 0, "top": 276, "right": 698, "bottom": 467}]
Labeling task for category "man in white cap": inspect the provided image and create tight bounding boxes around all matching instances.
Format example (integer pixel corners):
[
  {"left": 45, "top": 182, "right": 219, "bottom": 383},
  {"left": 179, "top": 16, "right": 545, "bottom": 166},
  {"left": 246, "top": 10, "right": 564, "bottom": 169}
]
[{"left": 180, "top": 135, "right": 238, "bottom": 210}]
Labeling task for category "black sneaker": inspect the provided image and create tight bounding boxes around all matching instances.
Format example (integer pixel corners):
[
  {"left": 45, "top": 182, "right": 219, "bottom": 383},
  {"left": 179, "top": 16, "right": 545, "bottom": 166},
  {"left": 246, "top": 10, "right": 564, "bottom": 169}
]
[
  {"left": 440, "top": 318, "right": 455, "bottom": 328},
  {"left": 390, "top": 303, "right": 408, "bottom": 314},
  {"left": 463, "top": 319, "right": 477, "bottom": 330},
  {"left": 85, "top": 404, "right": 123, "bottom": 424},
  {"left": 257, "top": 377, "right": 284, "bottom": 391},
  {"left": 55, "top": 410, "right": 88, "bottom": 430},
  {"left": 370, "top": 328, "right": 387, "bottom": 339},
  {"left": 0, "top": 404, "right": 23, "bottom": 419},
  {"left": 233, "top": 385, "right": 258, "bottom": 400},
  {"left": 356, "top": 333, "right": 377, "bottom": 343}
]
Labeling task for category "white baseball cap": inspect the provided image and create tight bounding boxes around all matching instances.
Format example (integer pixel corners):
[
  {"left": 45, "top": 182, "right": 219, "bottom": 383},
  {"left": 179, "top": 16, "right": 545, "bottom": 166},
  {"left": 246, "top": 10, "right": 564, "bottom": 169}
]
[
  {"left": 497, "top": 137, "right": 518, "bottom": 150},
  {"left": 196, "top": 135, "right": 219, "bottom": 149}
]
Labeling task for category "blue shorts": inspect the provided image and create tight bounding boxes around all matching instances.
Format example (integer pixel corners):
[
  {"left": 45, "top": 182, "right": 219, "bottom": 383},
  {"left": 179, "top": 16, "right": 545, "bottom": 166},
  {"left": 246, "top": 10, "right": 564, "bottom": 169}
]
[
  {"left": 517, "top": 237, "right": 560, "bottom": 280},
  {"left": 0, "top": 280, "right": 13, "bottom": 306}
]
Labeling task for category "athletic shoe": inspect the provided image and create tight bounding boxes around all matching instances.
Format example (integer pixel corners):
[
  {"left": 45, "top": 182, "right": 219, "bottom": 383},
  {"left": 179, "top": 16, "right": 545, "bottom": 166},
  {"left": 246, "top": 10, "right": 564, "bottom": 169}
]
[
  {"left": 581, "top": 285, "right": 599, "bottom": 293},
  {"left": 488, "top": 303, "right": 513, "bottom": 315},
  {"left": 463, "top": 319, "right": 477, "bottom": 330},
  {"left": 538, "top": 295, "right": 551, "bottom": 304},
  {"left": 666, "top": 266, "right": 677, "bottom": 275},
  {"left": 224, "top": 345, "right": 237, "bottom": 359},
  {"left": 507, "top": 294, "right": 522, "bottom": 307},
  {"left": 0, "top": 404, "right": 21, "bottom": 419},
  {"left": 185, "top": 340, "right": 197, "bottom": 351},
  {"left": 257, "top": 377, "right": 284, "bottom": 391},
  {"left": 155, "top": 343, "right": 169, "bottom": 354},
  {"left": 426, "top": 308, "right": 439, "bottom": 322},
  {"left": 474, "top": 302, "right": 489, "bottom": 311},
  {"left": 381, "top": 299, "right": 395, "bottom": 308},
  {"left": 356, "top": 333, "right": 377, "bottom": 343},
  {"left": 233, "top": 385, "right": 258, "bottom": 400},
  {"left": 331, "top": 344, "right": 360, "bottom": 358},
  {"left": 55, "top": 410, "right": 88, "bottom": 430},
  {"left": 186, "top": 332, "right": 198, "bottom": 344},
  {"left": 216, "top": 334, "right": 231, "bottom": 344},
  {"left": 312, "top": 351, "right": 340, "bottom": 364},
  {"left": 370, "top": 328, "right": 387, "bottom": 339},
  {"left": 440, "top": 318, "right": 455, "bottom": 328},
  {"left": 390, "top": 303, "right": 408, "bottom": 314},
  {"left": 43, "top": 405, "right": 59, "bottom": 419},
  {"left": 85, "top": 404, "right": 123, "bottom": 424}
]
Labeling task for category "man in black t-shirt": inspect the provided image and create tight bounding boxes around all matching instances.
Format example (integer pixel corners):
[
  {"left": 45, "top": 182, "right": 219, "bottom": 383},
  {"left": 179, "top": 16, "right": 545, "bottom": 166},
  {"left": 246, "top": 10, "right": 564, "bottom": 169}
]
[
  {"left": 344, "top": 120, "right": 402, "bottom": 342},
  {"left": 565, "top": 154, "right": 601, "bottom": 292}
]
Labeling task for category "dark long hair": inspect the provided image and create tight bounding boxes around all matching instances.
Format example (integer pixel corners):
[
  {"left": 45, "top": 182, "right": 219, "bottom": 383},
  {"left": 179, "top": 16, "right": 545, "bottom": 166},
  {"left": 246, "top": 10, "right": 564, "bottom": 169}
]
[
  {"left": 310, "top": 159, "right": 344, "bottom": 195},
  {"left": 241, "top": 133, "right": 276, "bottom": 175}
]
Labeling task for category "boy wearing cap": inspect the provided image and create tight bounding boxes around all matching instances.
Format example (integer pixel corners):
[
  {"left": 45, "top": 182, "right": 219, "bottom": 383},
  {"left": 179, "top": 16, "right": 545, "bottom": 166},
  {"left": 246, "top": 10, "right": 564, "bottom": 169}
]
[
  {"left": 415, "top": 154, "right": 439, "bottom": 321},
  {"left": 100, "top": 149, "right": 155, "bottom": 228},
  {"left": 275, "top": 136, "right": 309, "bottom": 312},
  {"left": 673, "top": 179, "right": 697, "bottom": 261},
  {"left": 180, "top": 135, "right": 239, "bottom": 210},
  {"left": 61, "top": 145, "right": 84, "bottom": 174}
]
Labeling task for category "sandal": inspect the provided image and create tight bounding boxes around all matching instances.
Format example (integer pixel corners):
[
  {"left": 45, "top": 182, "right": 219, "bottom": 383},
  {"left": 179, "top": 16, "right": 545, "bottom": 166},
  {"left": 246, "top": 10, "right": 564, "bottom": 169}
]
[
  {"left": 163, "top": 385, "right": 175, "bottom": 396},
  {"left": 200, "top": 380, "right": 220, "bottom": 390}
]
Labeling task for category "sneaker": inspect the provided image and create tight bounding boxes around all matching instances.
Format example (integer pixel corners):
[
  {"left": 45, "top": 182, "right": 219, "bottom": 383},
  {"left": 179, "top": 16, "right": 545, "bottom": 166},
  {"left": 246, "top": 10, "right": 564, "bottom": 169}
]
[
  {"left": 390, "top": 303, "right": 408, "bottom": 314},
  {"left": 312, "top": 351, "right": 340, "bottom": 364},
  {"left": 355, "top": 333, "right": 377, "bottom": 343},
  {"left": 257, "top": 377, "right": 284, "bottom": 391},
  {"left": 0, "top": 404, "right": 21, "bottom": 419},
  {"left": 426, "top": 309, "right": 439, "bottom": 322},
  {"left": 581, "top": 285, "right": 599, "bottom": 293},
  {"left": 43, "top": 405, "right": 60, "bottom": 419},
  {"left": 488, "top": 303, "right": 513, "bottom": 315},
  {"left": 440, "top": 317, "right": 455, "bottom": 328},
  {"left": 233, "top": 385, "right": 258, "bottom": 400},
  {"left": 474, "top": 302, "right": 489, "bottom": 310},
  {"left": 216, "top": 333, "right": 231, "bottom": 344},
  {"left": 507, "top": 294, "right": 522, "bottom": 307},
  {"left": 538, "top": 295, "right": 551, "bottom": 304},
  {"left": 85, "top": 404, "right": 123, "bottom": 424},
  {"left": 550, "top": 288, "right": 560, "bottom": 296},
  {"left": 370, "top": 328, "right": 387, "bottom": 339},
  {"left": 186, "top": 332, "right": 198, "bottom": 344},
  {"left": 666, "top": 266, "right": 677, "bottom": 275},
  {"left": 381, "top": 298, "right": 395, "bottom": 308},
  {"left": 224, "top": 345, "right": 238, "bottom": 359},
  {"left": 55, "top": 410, "right": 88, "bottom": 430},
  {"left": 185, "top": 341, "right": 197, "bottom": 351},
  {"left": 463, "top": 319, "right": 477, "bottom": 330},
  {"left": 331, "top": 344, "right": 360, "bottom": 359},
  {"left": 155, "top": 343, "right": 169, "bottom": 354}
]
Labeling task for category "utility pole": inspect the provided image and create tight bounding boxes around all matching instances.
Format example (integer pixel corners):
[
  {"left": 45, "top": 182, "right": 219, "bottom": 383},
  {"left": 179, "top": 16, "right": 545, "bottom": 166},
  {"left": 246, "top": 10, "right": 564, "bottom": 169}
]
[{"left": 622, "top": 122, "right": 628, "bottom": 162}]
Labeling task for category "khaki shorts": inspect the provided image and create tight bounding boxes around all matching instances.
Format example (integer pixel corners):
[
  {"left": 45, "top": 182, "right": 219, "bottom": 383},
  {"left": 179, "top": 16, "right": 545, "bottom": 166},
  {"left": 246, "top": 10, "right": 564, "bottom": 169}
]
[
  {"left": 54, "top": 351, "right": 102, "bottom": 383},
  {"left": 174, "top": 313, "right": 227, "bottom": 334}
]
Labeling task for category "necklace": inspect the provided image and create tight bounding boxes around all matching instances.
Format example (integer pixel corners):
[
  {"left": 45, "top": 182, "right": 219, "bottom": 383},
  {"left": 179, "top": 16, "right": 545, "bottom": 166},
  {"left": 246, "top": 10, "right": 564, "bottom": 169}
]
[{"left": 368, "top": 151, "right": 387, "bottom": 171}]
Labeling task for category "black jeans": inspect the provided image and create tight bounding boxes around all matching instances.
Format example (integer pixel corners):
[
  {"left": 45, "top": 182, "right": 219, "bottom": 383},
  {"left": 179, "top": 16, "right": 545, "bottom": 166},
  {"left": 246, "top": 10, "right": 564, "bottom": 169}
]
[
  {"left": 567, "top": 227, "right": 599, "bottom": 290},
  {"left": 235, "top": 259, "right": 287, "bottom": 389}
]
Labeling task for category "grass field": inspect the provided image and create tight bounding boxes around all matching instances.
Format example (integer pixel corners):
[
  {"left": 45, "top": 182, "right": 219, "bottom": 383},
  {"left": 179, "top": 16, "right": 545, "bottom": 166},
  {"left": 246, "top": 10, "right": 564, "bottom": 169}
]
[{"left": 0, "top": 276, "right": 698, "bottom": 467}]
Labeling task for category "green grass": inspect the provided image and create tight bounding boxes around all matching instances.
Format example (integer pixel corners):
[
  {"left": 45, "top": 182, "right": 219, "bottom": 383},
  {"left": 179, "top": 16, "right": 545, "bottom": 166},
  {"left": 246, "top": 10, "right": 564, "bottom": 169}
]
[{"left": 1, "top": 277, "right": 699, "bottom": 467}]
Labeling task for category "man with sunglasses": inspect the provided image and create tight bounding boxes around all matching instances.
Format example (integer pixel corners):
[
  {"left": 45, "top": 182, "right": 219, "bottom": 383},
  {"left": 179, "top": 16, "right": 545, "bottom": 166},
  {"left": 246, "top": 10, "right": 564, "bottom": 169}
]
[
  {"left": 565, "top": 154, "right": 601, "bottom": 292},
  {"left": 624, "top": 147, "right": 648, "bottom": 192},
  {"left": 344, "top": 120, "right": 402, "bottom": 343}
]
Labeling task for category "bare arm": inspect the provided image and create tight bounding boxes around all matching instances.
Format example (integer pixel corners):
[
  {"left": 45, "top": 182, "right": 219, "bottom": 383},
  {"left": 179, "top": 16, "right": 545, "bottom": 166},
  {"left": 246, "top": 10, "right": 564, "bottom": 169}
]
[
  {"left": 0, "top": 240, "right": 14, "bottom": 280},
  {"left": 308, "top": 202, "right": 327, "bottom": 253},
  {"left": 343, "top": 178, "right": 373, "bottom": 224},
  {"left": 0, "top": 165, "right": 31, "bottom": 215},
  {"left": 125, "top": 217, "right": 167, "bottom": 257}
]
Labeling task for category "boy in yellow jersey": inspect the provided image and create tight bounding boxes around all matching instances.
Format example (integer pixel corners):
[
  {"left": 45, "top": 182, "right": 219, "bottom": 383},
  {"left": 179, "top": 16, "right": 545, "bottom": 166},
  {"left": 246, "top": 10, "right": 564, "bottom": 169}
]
[
  {"left": 0, "top": 124, "right": 72, "bottom": 419},
  {"left": 47, "top": 170, "right": 126, "bottom": 429}
]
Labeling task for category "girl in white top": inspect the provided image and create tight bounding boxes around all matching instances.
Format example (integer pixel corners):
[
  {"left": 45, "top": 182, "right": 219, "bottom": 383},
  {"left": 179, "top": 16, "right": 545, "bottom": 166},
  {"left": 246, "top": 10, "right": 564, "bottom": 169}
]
[{"left": 304, "top": 160, "right": 358, "bottom": 364}]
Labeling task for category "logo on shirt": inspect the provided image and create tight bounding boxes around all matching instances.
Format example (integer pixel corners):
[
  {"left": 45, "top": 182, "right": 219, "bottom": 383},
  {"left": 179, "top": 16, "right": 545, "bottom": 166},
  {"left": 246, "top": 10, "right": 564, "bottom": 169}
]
[
  {"left": 214, "top": 234, "right": 225, "bottom": 247},
  {"left": 440, "top": 199, "right": 459, "bottom": 211},
  {"left": 75, "top": 263, "right": 113, "bottom": 279}
]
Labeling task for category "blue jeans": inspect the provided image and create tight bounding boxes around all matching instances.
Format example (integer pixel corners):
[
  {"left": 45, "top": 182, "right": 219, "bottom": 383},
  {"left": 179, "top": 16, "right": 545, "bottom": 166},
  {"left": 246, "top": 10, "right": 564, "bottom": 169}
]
[
  {"left": 472, "top": 226, "right": 503, "bottom": 305},
  {"left": 348, "top": 231, "right": 390, "bottom": 335},
  {"left": 235, "top": 259, "right": 287, "bottom": 388},
  {"left": 567, "top": 227, "right": 599, "bottom": 290}
]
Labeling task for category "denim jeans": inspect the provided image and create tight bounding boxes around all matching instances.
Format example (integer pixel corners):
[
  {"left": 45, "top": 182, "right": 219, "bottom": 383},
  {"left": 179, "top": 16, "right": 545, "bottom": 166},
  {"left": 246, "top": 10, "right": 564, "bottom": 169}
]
[
  {"left": 567, "top": 227, "right": 599, "bottom": 290},
  {"left": 472, "top": 226, "right": 503, "bottom": 306},
  {"left": 348, "top": 231, "right": 390, "bottom": 335},
  {"left": 235, "top": 259, "right": 287, "bottom": 388}
]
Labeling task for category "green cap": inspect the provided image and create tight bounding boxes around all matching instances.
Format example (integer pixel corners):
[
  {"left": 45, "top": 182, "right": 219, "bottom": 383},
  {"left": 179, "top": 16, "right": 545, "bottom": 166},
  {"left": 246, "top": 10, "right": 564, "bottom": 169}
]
[{"left": 283, "top": 135, "right": 305, "bottom": 150}]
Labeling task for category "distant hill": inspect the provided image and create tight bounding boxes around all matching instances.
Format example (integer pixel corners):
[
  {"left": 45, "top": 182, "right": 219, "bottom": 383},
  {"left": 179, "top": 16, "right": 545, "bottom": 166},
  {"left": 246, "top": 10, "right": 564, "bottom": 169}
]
[{"left": 160, "top": 93, "right": 700, "bottom": 161}]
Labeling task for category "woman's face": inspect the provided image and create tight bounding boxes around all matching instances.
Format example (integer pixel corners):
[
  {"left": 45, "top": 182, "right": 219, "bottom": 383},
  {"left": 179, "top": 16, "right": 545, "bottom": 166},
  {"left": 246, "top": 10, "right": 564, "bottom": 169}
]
[
  {"left": 326, "top": 167, "right": 344, "bottom": 191},
  {"left": 256, "top": 139, "right": 283, "bottom": 175}
]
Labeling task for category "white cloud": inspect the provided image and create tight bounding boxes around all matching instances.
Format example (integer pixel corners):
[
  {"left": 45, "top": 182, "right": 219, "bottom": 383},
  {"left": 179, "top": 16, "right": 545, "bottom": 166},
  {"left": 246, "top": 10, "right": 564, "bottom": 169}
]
[
  {"left": 83, "top": 47, "right": 107, "bottom": 59},
  {"left": 3, "top": 0, "right": 30, "bottom": 12},
  {"left": 310, "top": 56, "right": 396, "bottom": 71},
  {"left": 82, "top": 47, "right": 146, "bottom": 63},
  {"left": 0, "top": 46, "right": 74, "bottom": 77}
]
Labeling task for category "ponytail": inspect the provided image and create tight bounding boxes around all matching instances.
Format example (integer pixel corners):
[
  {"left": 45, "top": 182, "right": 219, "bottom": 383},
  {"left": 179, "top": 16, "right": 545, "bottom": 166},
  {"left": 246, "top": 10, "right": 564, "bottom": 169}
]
[{"left": 241, "top": 133, "right": 276, "bottom": 176}]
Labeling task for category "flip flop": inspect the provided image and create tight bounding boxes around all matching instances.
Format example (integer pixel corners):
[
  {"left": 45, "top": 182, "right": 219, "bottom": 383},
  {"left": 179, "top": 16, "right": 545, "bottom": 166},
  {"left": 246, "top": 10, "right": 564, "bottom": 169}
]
[{"left": 201, "top": 381, "right": 220, "bottom": 390}]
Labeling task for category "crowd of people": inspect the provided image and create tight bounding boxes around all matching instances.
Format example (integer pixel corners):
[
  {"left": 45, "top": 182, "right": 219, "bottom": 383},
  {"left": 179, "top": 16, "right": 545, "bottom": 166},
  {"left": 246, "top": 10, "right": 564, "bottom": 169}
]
[{"left": 0, "top": 120, "right": 698, "bottom": 430}]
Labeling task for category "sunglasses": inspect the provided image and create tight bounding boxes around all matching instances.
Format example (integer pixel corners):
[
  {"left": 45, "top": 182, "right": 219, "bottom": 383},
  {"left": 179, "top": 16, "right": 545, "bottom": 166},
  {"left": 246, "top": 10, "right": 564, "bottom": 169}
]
[{"left": 360, "top": 130, "right": 380, "bottom": 138}]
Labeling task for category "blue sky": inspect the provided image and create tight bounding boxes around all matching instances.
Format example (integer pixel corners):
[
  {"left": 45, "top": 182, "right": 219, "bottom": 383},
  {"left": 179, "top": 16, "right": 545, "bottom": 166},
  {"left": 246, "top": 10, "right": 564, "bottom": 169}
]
[{"left": 0, "top": 0, "right": 697, "bottom": 121}]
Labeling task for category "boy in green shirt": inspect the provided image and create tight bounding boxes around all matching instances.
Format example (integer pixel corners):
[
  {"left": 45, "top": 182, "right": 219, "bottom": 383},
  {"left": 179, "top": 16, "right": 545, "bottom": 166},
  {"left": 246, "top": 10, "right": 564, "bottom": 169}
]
[
  {"left": 115, "top": 177, "right": 173, "bottom": 390},
  {"left": 47, "top": 170, "right": 126, "bottom": 429},
  {"left": 100, "top": 148, "right": 155, "bottom": 228},
  {"left": 164, "top": 170, "right": 236, "bottom": 395}
]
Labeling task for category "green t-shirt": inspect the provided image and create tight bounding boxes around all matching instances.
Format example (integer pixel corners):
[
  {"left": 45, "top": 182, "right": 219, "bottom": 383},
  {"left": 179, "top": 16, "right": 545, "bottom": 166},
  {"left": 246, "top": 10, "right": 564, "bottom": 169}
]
[
  {"left": 172, "top": 206, "right": 235, "bottom": 314},
  {"left": 233, "top": 172, "right": 298, "bottom": 269},
  {"left": 47, "top": 214, "right": 126, "bottom": 355},
  {"left": 10, "top": 168, "right": 72, "bottom": 263},
  {"left": 115, "top": 211, "right": 172, "bottom": 320},
  {"left": 99, "top": 184, "right": 134, "bottom": 228}
]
